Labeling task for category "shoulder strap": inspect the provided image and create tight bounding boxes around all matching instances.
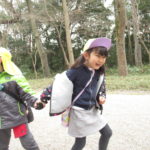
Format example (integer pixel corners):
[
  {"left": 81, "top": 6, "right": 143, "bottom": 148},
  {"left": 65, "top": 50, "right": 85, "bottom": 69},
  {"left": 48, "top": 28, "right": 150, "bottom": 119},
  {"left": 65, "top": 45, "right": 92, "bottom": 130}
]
[{"left": 72, "top": 70, "right": 95, "bottom": 104}]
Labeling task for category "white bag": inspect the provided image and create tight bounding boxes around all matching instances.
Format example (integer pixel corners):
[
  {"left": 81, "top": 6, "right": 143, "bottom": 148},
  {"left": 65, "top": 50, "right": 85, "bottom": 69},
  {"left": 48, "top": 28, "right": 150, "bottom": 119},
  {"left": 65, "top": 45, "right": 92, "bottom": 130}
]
[{"left": 49, "top": 71, "right": 73, "bottom": 116}]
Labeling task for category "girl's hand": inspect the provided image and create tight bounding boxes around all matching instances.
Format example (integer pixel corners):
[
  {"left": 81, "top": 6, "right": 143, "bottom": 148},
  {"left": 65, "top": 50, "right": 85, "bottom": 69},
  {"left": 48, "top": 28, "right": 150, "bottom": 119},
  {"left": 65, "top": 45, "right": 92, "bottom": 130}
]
[{"left": 99, "top": 96, "right": 106, "bottom": 104}]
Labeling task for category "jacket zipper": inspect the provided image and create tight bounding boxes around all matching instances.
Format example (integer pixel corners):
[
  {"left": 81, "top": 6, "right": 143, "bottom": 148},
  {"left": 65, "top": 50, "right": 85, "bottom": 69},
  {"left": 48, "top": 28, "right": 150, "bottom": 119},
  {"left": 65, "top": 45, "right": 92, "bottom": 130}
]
[
  {"left": 88, "top": 70, "right": 95, "bottom": 109},
  {"left": 88, "top": 84, "right": 92, "bottom": 109},
  {"left": 17, "top": 102, "right": 25, "bottom": 116}
]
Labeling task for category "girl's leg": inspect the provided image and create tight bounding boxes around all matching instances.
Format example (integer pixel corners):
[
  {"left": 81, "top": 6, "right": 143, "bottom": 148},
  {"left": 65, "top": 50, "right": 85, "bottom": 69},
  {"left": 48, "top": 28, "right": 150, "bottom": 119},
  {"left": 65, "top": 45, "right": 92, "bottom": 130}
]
[
  {"left": 0, "top": 128, "right": 11, "bottom": 150},
  {"left": 71, "top": 137, "right": 86, "bottom": 150},
  {"left": 19, "top": 125, "right": 40, "bottom": 150},
  {"left": 99, "top": 124, "right": 112, "bottom": 150}
]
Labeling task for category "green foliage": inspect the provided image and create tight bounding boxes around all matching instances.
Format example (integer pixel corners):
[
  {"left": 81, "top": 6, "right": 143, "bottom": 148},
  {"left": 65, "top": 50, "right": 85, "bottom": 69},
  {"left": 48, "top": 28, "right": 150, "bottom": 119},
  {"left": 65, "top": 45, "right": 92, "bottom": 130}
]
[
  {"left": 0, "top": 0, "right": 149, "bottom": 79},
  {"left": 27, "top": 65, "right": 150, "bottom": 92},
  {"left": 74, "top": 0, "right": 112, "bottom": 39},
  {"left": 42, "top": 24, "right": 67, "bottom": 72},
  {"left": 28, "top": 72, "right": 150, "bottom": 92},
  {"left": 101, "top": 65, "right": 150, "bottom": 92},
  {"left": 29, "top": 77, "right": 53, "bottom": 91},
  {"left": 106, "top": 65, "right": 150, "bottom": 75},
  {"left": 139, "top": 0, "right": 150, "bottom": 14},
  {"left": 106, "top": 40, "right": 117, "bottom": 67},
  {"left": 128, "top": 65, "right": 150, "bottom": 75},
  {"left": 106, "top": 75, "right": 150, "bottom": 91}
]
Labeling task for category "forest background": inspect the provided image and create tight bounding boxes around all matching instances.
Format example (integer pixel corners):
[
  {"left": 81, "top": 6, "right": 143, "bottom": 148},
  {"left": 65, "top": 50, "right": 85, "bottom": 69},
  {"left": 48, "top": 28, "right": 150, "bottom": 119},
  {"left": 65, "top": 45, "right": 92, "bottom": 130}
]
[{"left": 0, "top": 0, "right": 149, "bottom": 92}]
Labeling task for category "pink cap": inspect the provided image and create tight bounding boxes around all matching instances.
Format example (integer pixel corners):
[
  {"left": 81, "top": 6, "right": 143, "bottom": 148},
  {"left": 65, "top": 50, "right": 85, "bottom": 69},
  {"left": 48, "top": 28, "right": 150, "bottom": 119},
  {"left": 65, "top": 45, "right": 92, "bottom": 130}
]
[{"left": 83, "top": 37, "right": 112, "bottom": 51}]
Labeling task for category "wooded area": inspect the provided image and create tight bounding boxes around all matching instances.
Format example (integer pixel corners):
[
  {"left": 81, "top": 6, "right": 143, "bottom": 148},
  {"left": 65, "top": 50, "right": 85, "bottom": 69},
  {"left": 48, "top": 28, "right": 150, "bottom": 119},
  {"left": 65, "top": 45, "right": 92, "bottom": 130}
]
[{"left": 0, "top": 0, "right": 149, "bottom": 78}]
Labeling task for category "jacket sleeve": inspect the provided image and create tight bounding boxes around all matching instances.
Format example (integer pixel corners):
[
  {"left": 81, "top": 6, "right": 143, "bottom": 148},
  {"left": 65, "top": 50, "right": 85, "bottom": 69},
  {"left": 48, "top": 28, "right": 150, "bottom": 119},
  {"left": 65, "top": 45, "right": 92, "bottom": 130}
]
[
  {"left": 14, "top": 81, "right": 37, "bottom": 107},
  {"left": 66, "top": 68, "right": 77, "bottom": 83},
  {"left": 40, "top": 70, "right": 75, "bottom": 104},
  {"left": 14, "top": 75, "right": 35, "bottom": 95}
]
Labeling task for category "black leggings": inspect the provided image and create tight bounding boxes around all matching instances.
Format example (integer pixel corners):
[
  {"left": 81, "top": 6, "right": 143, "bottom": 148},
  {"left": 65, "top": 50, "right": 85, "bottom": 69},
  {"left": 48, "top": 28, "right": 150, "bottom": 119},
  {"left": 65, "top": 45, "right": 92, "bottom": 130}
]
[{"left": 71, "top": 124, "right": 112, "bottom": 150}]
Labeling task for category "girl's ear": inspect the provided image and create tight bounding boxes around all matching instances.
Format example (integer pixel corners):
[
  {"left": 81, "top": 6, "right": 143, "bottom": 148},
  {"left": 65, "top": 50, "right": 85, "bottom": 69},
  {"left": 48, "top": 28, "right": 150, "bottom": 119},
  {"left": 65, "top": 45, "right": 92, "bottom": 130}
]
[{"left": 82, "top": 52, "right": 89, "bottom": 60}]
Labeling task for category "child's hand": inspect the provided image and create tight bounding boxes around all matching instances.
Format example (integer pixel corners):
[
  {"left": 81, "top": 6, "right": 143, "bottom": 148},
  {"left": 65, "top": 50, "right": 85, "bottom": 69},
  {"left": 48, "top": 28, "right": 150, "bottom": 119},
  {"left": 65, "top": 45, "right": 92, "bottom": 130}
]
[
  {"left": 99, "top": 96, "right": 106, "bottom": 104},
  {"left": 40, "top": 93, "right": 51, "bottom": 104},
  {"left": 34, "top": 100, "right": 46, "bottom": 110}
]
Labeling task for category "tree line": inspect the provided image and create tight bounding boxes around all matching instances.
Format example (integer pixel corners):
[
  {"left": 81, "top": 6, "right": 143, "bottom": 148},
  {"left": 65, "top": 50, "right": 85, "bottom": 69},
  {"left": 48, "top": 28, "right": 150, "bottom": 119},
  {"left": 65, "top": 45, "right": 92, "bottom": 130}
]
[{"left": 0, "top": 0, "right": 149, "bottom": 78}]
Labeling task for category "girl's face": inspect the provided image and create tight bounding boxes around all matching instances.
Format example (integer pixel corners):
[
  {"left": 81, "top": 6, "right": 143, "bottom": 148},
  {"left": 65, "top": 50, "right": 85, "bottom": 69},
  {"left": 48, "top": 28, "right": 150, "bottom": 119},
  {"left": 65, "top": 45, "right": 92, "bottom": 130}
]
[{"left": 83, "top": 51, "right": 106, "bottom": 70}]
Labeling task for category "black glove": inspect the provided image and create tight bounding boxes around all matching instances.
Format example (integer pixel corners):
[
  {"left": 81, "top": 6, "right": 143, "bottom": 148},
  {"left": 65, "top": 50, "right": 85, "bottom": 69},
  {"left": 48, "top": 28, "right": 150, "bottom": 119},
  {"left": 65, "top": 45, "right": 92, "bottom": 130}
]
[{"left": 35, "top": 102, "right": 45, "bottom": 110}]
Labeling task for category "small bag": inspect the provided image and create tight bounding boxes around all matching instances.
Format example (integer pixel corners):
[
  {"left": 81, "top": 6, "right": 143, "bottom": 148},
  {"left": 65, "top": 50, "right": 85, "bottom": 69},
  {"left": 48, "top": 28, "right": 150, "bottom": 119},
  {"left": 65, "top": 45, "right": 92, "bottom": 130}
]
[
  {"left": 13, "top": 124, "right": 27, "bottom": 138},
  {"left": 49, "top": 71, "right": 73, "bottom": 116},
  {"left": 61, "top": 107, "right": 71, "bottom": 127}
]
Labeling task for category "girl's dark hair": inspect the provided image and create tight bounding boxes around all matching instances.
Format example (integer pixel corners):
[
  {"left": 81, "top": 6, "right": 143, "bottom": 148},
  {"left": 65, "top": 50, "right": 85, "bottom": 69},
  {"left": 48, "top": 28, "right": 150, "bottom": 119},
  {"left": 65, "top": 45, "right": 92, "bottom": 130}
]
[
  {"left": 71, "top": 47, "right": 108, "bottom": 74},
  {"left": 0, "top": 60, "right": 4, "bottom": 72}
]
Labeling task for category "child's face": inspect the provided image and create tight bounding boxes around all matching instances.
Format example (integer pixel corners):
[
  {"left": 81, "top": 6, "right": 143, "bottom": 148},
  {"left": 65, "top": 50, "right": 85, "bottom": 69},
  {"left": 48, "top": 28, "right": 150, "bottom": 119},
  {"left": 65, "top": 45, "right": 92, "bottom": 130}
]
[{"left": 83, "top": 51, "right": 106, "bottom": 70}]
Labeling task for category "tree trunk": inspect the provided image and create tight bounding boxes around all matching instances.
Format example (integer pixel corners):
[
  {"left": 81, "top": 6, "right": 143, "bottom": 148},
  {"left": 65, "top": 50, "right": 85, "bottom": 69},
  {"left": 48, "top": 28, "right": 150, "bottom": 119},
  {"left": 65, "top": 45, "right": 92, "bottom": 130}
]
[
  {"left": 55, "top": 27, "right": 70, "bottom": 67},
  {"left": 43, "top": 0, "right": 70, "bottom": 67},
  {"left": 29, "top": 34, "right": 38, "bottom": 79},
  {"left": 126, "top": 13, "right": 133, "bottom": 65},
  {"left": 26, "top": 0, "right": 50, "bottom": 77},
  {"left": 131, "top": 0, "right": 142, "bottom": 66},
  {"left": 127, "top": 25, "right": 133, "bottom": 65},
  {"left": 0, "top": 31, "right": 8, "bottom": 47},
  {"left": 62, "top": 0, "right": 74, "bottom": 66},
  {"left": 140, "top": 39, "right": 150, "bottom": 64},
  {"left": 114, "top": 0, "right": 128, "bottom": 76}
]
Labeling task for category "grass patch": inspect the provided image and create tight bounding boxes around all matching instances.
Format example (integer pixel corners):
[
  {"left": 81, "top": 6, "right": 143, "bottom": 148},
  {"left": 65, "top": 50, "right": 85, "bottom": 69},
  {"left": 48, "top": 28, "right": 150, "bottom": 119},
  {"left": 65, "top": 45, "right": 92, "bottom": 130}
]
[
  {"left": 106, "top": 75, "right": 150, "bottom": 91},
  {"left": 28, "top": 74, "right": 150, "bottom": 93},
  {"left": 29, "top": 78, "right": 53, "bottom": 91}
]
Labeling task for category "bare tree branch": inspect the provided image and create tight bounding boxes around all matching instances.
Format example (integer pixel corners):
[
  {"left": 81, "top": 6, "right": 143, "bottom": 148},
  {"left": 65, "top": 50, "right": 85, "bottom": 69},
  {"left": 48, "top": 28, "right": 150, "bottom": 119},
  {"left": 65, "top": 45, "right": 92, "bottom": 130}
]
[
  {"left": 1, "top": 0, "right": 18, "bottom": 16},
  {"left": 0, "top": 17, "right": 21, "bottom": 24}
]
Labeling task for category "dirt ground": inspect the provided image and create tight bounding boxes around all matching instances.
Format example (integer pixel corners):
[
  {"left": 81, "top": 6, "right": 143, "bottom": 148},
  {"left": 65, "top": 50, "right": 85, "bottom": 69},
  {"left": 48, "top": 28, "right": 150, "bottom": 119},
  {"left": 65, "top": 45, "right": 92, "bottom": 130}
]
[{"left": 10, "top": 93, "right": 150, "bottom": 150}]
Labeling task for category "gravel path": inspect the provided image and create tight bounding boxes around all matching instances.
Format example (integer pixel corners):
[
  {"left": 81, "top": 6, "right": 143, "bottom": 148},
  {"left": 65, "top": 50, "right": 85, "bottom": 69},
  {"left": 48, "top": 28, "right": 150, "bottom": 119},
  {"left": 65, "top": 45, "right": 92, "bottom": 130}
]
[{"left": 10, "top": 94, "right": 150, "bottom": 150}]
